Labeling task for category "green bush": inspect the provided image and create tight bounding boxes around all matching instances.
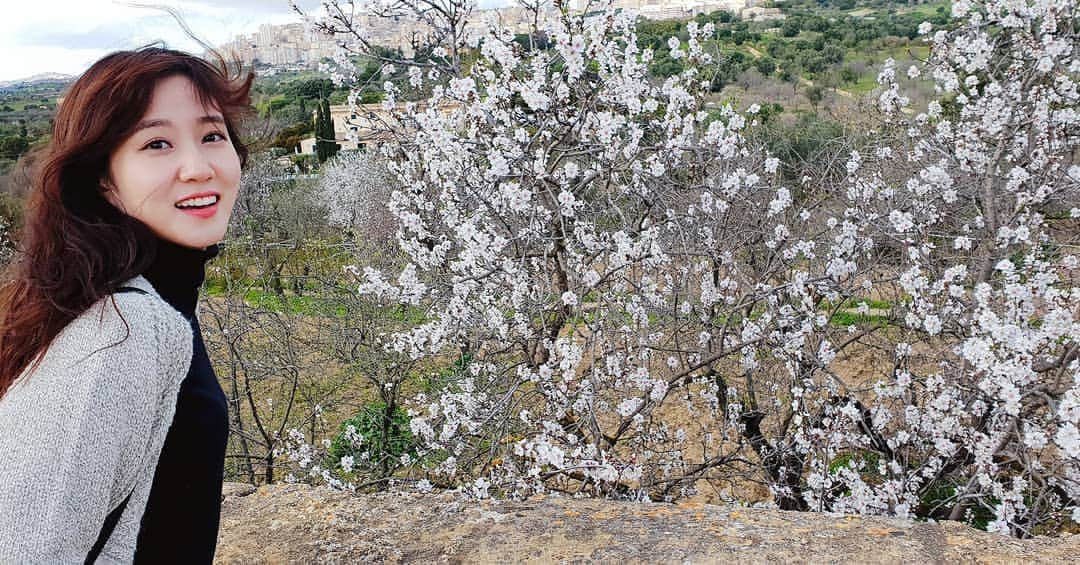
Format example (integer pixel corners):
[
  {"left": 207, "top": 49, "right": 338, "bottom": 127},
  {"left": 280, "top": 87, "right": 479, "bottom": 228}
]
[
  {"left": 418, "top": 353, "right": 472, "bottom": 395},
  {"left": 918, "top": 480, "right": 998, "bottom": 530},
  {"left": 329, "top": 402, "right": 416, "bottom": 475}
]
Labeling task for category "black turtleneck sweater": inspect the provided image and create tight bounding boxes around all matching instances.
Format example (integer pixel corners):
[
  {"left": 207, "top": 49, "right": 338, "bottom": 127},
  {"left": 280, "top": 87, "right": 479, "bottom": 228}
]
[{"left": 135, "top": 239, "right": 228, "bottom": 564}]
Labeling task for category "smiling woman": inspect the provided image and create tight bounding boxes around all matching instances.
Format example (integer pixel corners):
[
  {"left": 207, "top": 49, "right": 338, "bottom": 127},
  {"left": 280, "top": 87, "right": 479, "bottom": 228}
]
[
  {"left": 0, "top": 47, "right": 251, "bottom": 563},
  {"left": 105, "top": 74, "right": 242, "bottom": 249}
]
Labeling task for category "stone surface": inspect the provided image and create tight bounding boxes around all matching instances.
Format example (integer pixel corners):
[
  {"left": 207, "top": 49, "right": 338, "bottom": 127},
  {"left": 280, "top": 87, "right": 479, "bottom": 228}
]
[
  {"left": 220, "top": 482, "right": 257, "bottom": 500},
  {"left": 215, "top": 482, "right": 1077, "bottom": 564}
]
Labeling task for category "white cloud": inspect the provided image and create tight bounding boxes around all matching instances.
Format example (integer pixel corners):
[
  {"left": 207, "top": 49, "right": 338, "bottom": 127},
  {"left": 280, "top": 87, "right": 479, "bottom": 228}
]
[
  {"left": 0, "top": 0, "right": 321, "bottom": 81},
  {"left": 1, "top": 0, "right": 524, "bottom": 81},
  {"left": 0, "top": 46, "right": 114, "bottom": 80}
]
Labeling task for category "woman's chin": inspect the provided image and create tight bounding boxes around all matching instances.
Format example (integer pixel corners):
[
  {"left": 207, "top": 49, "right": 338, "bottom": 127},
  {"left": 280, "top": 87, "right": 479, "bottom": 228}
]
[{"left": 158, "top": 229, "right": 227, "bottom": 250}]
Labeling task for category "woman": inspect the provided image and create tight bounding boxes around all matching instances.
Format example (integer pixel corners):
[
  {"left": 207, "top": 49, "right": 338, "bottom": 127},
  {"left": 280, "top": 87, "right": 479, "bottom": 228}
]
[{"left": 0, "top": 47, "right": 251, "bottom": 563}]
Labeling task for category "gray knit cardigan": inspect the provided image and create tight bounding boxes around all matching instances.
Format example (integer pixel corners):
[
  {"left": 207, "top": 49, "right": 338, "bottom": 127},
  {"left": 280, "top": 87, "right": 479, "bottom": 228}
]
[{"left": 0, "top": 276, "right": 193, "bottom": 563}]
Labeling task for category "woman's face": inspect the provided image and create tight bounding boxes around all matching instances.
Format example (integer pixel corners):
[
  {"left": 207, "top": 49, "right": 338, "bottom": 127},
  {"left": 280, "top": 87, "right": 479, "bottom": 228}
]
[{"left": 106, "top": 74, "right": 240, "bottom": 249}]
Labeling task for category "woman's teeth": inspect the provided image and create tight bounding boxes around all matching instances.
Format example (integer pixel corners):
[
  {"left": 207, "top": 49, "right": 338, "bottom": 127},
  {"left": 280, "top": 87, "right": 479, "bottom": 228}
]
[{"left": 176, "top": 195, "right": 219, "bottom": 208}]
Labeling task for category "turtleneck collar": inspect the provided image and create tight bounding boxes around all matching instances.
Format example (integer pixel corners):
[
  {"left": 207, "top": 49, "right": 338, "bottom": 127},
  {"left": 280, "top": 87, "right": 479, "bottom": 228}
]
[{"left": 142, "top": 237, "right": 219, "bottom": 318}]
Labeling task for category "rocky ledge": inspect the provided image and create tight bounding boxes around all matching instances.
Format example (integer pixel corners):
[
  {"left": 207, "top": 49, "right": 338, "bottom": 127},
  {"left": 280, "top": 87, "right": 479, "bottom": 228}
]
[{"left": 215, "top": 482, "right": 1076, "bottom": 564}]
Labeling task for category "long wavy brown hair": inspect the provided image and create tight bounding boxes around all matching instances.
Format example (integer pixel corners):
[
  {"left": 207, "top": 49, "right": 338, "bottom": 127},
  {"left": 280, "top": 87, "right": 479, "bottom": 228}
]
[{"left": 0, "top": 47, "right": 253, "bottom": 397}]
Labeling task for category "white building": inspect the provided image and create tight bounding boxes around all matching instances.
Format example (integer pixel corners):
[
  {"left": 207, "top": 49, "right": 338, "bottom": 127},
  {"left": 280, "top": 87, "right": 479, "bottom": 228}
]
[{"left": 298, "top": 101, "right": 460, "bottom": 154}]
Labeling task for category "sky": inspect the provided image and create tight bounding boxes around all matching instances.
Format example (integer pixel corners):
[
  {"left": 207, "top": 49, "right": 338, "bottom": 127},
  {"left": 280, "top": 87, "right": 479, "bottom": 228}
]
[
  {"left": 1, "top": 0, "right": 321, "bottom": 82},
  {"left": 2, "top": 0, "right": 517, "bottom": 83}
]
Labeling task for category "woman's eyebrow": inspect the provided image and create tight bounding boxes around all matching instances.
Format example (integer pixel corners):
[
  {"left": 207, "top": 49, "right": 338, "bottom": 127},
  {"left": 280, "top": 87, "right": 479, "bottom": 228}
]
[{"left": 132, "top": 115, "right": 225, "bottom": 134}]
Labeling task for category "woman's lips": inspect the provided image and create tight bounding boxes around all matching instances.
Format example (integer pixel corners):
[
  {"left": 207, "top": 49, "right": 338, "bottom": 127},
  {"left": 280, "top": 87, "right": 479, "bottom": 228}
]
[{"left": 179, "top": 202, "right": 218, "bottom": 218}]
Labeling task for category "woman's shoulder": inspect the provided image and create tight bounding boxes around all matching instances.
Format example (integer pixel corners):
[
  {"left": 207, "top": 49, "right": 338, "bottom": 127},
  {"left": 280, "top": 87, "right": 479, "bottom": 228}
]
[
  {"left": 3, "top": 276, "right": 193, "bottom": 412},
  {"left": 54, "top": 275, "right": 194, "bottom": 383},
  {"left": 98, "top": 276, "right": 186, "bottom": 324},
  {"left": 92, "top": 275, "right": 189, "bottom": 333}
]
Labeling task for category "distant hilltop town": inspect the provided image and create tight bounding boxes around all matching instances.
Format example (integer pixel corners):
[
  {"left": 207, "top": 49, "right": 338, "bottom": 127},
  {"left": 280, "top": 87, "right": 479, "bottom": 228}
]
[{"left": 215, "top": 0, "right": 780, "bottom": 71}]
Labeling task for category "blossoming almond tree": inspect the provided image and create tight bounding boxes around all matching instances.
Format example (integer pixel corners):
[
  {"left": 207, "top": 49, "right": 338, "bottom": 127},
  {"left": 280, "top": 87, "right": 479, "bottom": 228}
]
[
  {"left": 286, "top": 0, "right": 1079, "bottom": 536},
  {"left": 810, "top": 1, "right": 1080, "bottom": 535}
]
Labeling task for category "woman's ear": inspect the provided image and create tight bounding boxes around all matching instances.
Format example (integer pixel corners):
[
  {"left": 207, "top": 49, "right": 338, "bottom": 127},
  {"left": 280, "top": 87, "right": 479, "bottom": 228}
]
[{"left": 100, "top": 176, "right": 119, "bottom": 207}]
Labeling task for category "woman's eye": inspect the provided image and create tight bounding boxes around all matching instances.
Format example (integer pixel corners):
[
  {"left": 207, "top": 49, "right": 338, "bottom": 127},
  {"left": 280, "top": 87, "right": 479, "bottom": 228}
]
[
  {"left": 143, "top": 139, "right": 171, "bottom": 150},
  {"left": 204, "top": 132, "right": 227, "bottom": 143}
]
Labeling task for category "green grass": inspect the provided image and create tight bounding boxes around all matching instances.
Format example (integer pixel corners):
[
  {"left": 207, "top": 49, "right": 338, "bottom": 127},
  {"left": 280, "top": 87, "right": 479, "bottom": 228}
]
[
  {"left": 0, "top": 100, "right": 51, "bottom": 112},
  {"left": 830, "top": 311, "right": 891, "bottom": 327},
  {"left": 830, "top": 298, "right": 894, "bottom": 310},
  {"left": 206, "top": 283, "right": 432, "bottom": 322},
  {"left": 243, "top": 289, "right": 348, "bottom": 317},
  {"left": 204, "top": 283, "right": 348, "bottom": 317},
  {"left": 846, "top": 72, "right": 881, "bottom": 95},
  {"left": 388, "top": 304, "right": 429, "bottom": 323},
  {"left": 898, "top": 1, "right": 951, "bottom": 19},
  {"left": 876, "top": 44, "right": 932, "bottom": 62},
  {"left": 821, "top": 297, "right": 896, "bottom": 327}
]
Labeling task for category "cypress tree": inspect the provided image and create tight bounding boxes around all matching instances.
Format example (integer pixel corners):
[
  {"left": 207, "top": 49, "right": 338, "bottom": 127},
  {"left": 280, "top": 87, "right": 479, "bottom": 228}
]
[
  {"left": 315, "top": 100, "right": 327, "bottom": 162},
  {"left": 321, "top": 97, "right": 339, "bottom": 161},
  {"left": 315, "top": 97, "right": 340, "bottom": 163}
]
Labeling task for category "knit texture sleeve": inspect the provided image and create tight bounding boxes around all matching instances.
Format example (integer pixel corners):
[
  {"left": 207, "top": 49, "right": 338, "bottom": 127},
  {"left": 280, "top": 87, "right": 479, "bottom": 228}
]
[{"left": 0, "top": 289, "right": 193, "bottom": 563}]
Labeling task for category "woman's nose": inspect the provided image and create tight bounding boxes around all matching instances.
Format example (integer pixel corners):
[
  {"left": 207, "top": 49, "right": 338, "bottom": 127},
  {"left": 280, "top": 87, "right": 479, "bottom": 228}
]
[{"left": 177, "top": 147, "right": 215, "bottom": 182}]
